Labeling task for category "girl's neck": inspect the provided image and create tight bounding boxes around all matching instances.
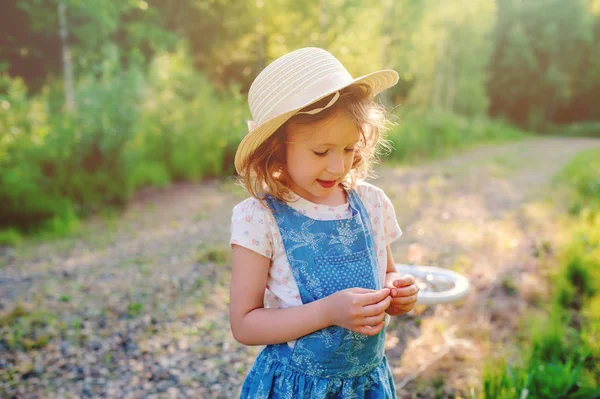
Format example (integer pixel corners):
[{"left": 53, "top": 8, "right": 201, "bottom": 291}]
[{"left": 291, "top": 184, "right": 348, "bottom": 207}]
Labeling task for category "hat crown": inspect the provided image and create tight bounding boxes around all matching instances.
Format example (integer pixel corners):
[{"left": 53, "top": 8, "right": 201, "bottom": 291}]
[{"left": 248, "top": 47, "right": 353, "bottom": 124}]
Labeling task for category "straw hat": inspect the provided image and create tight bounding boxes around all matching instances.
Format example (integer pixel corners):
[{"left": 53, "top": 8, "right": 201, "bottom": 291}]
[{"left": 235, "top": 47, "right": 399, "bottom": 175}]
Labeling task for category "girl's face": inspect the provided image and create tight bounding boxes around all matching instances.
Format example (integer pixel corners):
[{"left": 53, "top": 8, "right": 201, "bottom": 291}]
[{"left": 284, "top": 111, "right": 360, "bottom": 204}]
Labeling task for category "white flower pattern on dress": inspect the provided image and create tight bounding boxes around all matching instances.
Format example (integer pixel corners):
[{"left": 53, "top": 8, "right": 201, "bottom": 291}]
[{"left": 328, "top": 218, "right": 362, "bottom": 248}]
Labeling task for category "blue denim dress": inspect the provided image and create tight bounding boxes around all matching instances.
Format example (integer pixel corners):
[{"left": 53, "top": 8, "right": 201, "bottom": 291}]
[{"left": 240, "top": 188, "right": 397, "bottom": 398}]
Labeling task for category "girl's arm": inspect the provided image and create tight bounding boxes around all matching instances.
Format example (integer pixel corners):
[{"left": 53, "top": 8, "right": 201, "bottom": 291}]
[{"left": 229, "top": 244, "right": 391, "bottom": 346}]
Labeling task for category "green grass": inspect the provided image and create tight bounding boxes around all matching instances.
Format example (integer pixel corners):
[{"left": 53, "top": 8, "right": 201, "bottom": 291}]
[
  {"left": 126, "top": 302, "right": 144, "bottom": 318},
  {"left": 0, "top": 304, "right": 63, "bottom": 351},
  {"left": 58, "top": 294, "right": 71, "bottom": 303},
  {"left": 0, "top": 228, "right": 21, "bottom": 247},
  {"left": 553, "top": 147, "right": 600, "bottom": 212},
  {"left": 482, "top": 148, "right": 600, "bottom": 398},
  {"left": 196, "top": 246, "right": 231, "bottom": 264}
]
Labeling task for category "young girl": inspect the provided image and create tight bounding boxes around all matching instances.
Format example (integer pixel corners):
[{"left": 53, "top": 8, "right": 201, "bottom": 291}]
[{"left": 229, "top": 47, "right": 419, "bottom": 398}]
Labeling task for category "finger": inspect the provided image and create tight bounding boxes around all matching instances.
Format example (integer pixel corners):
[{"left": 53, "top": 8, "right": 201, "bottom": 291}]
[
  {"left": 384, "top": 278, "right": 398, "bottom": 289},
  {"left": 347, "top": 287, "right": 377, "bottom": 294},
  {"left": 360, "top": 288, "right": 390, "bottom": 305},
  {"left": 396, "top": 302, "right": 417, "bottom": 314},
  {"left": 362, "top": 312, "right": 387, "bottom": 327},
  {"left": 387, "top": 305, "right": 407, "bottom": 316},
  {"left": 391, "top": 284, "right": 419, "bottom": 298},
  {"left": 391, "top": 295, "right": 418, "bottom": 305},
  {"left": 356, "top": 321, "right": 385, "bottom": 336},
  {"left": 362, "top": 295, "right": 392, "bottom": 316},
  {"left": 393, "top": 275, "right": 415, "bottom": 288},
  {"left": 386, "top": 306, "right": 400, "bottom": 315}
]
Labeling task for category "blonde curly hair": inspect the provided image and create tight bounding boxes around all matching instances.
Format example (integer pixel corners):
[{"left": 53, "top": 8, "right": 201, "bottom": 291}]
[{"left": 237, "top": 83, "right": 393, "bottom": 203}]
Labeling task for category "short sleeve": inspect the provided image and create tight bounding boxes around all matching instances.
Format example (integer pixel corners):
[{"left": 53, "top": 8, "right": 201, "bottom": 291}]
[
  {"left": 230, "top": 198, "right": 274, "bottom": 259},
  {"left": 379, "top": 189, "right": 403, "bottom": 246}
]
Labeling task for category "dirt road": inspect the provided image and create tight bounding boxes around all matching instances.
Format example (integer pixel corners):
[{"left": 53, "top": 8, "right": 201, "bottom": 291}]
[{"left": 1, "top": 137, "right": 598, "bottom": 398}]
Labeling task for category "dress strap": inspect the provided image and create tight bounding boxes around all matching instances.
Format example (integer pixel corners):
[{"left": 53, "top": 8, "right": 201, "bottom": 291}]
[
  {"left": 346, "top": 188, "right": 374, "bottom": 238},
  {"left": 345, "top": 187, "right": 381, "bottom": 289}
]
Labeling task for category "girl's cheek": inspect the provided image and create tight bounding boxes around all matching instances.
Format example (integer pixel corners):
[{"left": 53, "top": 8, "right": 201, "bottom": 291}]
[{"left": 345, "top": 155, "right": 354, "bottom": 171}]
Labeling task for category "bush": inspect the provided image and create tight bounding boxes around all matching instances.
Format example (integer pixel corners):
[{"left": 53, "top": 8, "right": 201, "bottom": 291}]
[
  {"left": 544, "top": 122, "right": 600, "bottom": 138},
  {"left": 0, "top": 228, "right": 21, "bottom": 247},
  {"left": 0, "top": 46, "right": 248, "bottom": 233},
  {"left": 385, "top": 110, "right": 526, "bottom": 164},
  {"left": 553, "top": 148, "right": 600, "bottom": 209},
  {"left": 125, "top": 46, "right": 247, "bottom": 190}
]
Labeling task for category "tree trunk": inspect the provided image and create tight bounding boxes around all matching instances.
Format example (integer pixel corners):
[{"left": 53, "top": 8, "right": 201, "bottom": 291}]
[
  {"left": 379, "top": 0, "right": 395, "bottom": 107},
  {"left": 256, "top": 1, "right": 265, "bottom": 74},
  {"left": 432, "top": 35, "right": 446, "bottom": 111},
  {"left": 320, "top": 0, "right": 328, "bottom": 48},
  {"left": 445, "top": 30, "right": 456, "bottom": 112},
  {"left": 58, "top": 0, "right": 76, "bottom": 113}
]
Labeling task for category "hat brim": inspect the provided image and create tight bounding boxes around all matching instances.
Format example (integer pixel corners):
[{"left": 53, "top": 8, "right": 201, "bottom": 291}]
[{"left": 235, "top": 69, "right": 399, "bottom": 175}]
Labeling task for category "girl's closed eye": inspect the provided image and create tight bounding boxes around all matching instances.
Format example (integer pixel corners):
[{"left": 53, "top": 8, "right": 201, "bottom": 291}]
[{"left": 313, "top": 148, "right": 355, "bottom": 157}]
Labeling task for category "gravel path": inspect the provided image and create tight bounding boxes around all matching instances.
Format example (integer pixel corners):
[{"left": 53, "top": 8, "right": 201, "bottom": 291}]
[{"left": 1, "top": 137, "right": 599, "bottom": 398}]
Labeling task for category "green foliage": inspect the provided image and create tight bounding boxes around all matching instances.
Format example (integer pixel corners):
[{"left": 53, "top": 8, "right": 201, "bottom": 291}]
[
  {"left": 0, "top": 47, "right": 247, "bottom": 232},
  {"left": 17, "top": 0, "right": 177, "bottom": 70},
  {"left": 58, "top": 294, "right": 71, "bottom": 303},
  {"left": 0, "top": 305, "right": 62, "bottom": 351},
  {"left": 0, "top": 74, "right": 68, "bottom": 230},
  {"left": 2, "top": 0, "right": 599, "bottom": 234},
  {"left": 556, "top": 242, "right": 600, "bottom": 310},
  {"left": 483, "top": 306, "right": 600, "bottom": 398},
  {"left": 500, "top": 275, "right": 518, "bottom": 296},
  {"left": 483, "top": 152, "right": 600, "bottom": 398},
  {"left": 546, "top": 122, "right": 600, "bottom": 139},
  {"left": 483, "top": 359, "right": 530, "bottom": 399},
  {"left": 386, "top": 110, "right": 526, "bottom": 163},
  {"left": 196, "top": 246, "right": 231, "bottom": 264},
  {"left": 582, "top": 295, "right": 600, "bottom": 373},
  {"left": 397, "top": 0, "right": 495, "bottom": 117},
  {"left": 0, "top": 53, "right": 142, "bottom": 233},
  {"left": 126, "top": 302, "right": 144, "bottom": 318},
  {"left": 0, "top": 228, "right": 22, "bottom": 247},
  {"left": 554, "top": 148, "right": 600, "bottom": 208},
  {"left": 487, "top": 0, "right": 598, "bottom": 128},
  {"left": 125, "top": 45, "right": 248, "bottom": 190}
]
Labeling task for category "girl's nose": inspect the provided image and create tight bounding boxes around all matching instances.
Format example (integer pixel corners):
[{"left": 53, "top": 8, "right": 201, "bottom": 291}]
[{"left": 327, "top": 153, "right": 345, "bottom": 175}]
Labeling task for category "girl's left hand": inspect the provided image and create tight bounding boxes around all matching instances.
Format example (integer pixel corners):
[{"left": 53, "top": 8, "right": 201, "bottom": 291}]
[{"left": 384, "top": 273, "right": 419, "bottom": 316}]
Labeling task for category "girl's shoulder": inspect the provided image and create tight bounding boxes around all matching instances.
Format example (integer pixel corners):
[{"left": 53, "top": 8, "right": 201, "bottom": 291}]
[
  {"left": 231, "top": 196, "right": 273, "bottom": 222},
  {"left": 230, "top": 197, "right": 275, "bottom": 258},
  {"left": 354, "top": 180, "right": 389, "bottom": 201},
  {"left": 354, "top": 180, "right": 396, "bottom": 213}
]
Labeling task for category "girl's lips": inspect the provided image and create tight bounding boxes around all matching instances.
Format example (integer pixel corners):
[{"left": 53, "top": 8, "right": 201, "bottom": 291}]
[{"left": 317, "top": 179, "right": 337, "bottom": 188}]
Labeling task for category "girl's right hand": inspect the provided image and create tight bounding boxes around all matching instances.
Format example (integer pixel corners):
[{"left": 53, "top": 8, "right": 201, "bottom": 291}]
[{"left": 324, "top": 287, "right": 391, "bottom": 336}]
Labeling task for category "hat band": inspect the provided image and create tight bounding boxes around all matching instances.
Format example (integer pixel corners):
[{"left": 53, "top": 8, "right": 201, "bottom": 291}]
[
  {"left": 258, "top": 70, "right": 353, "bottom": 124},
  {"left": 296, "top": 91, "right": 340, "bottom": 115},
  {"left": 246, "top": 91, "right": 340, "bottom": 133}
]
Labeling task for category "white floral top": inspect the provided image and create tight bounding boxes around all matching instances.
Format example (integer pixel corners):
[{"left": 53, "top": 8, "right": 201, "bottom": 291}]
[{"left": 229, "top": 181, "right": 403, "bottom": 313}]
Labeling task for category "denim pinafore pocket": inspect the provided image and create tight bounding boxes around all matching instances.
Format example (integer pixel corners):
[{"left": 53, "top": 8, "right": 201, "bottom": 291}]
[{"left": 313, "top": 248, "right": 376, "bottom": 297}]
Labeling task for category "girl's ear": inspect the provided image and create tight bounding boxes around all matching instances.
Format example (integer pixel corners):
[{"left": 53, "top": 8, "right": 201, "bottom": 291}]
[{"left": 351, "top": 150, "right": 363, "bottom": 169}]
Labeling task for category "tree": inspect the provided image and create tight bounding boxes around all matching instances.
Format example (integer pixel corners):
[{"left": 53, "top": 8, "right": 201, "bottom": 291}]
[
  {"left": 487, "top": 0, "right": 595, "bottom": 128},
  {"left": 57, "top": 0, "right": 75, "bottom": 112}
]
